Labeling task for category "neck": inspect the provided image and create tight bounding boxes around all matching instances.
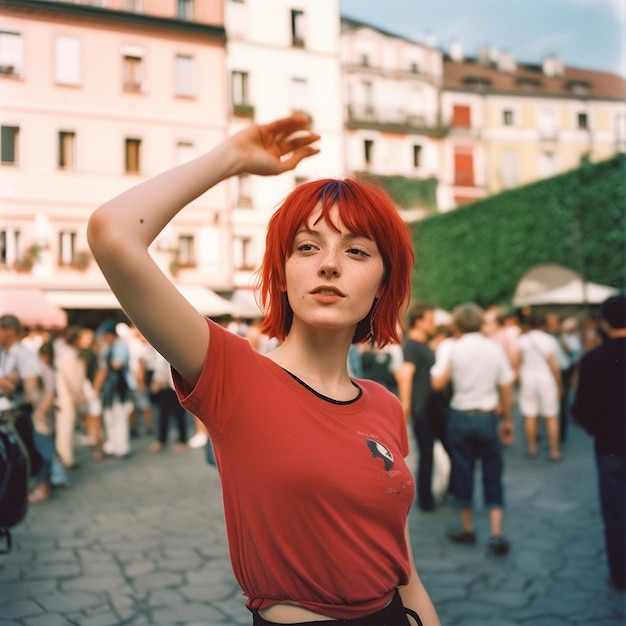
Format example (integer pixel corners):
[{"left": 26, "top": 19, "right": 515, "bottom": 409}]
[
  {"left": 267, "top": 325, "right": 356, "bottom": 399},
  {"left": 408, "top": 327, "right": 427, "bottom": 342}
]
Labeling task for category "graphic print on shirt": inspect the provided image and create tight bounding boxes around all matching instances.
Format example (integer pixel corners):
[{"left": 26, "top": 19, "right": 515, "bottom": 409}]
[{"left": 365, "top": 438, "right": 394, "bottom": 471}]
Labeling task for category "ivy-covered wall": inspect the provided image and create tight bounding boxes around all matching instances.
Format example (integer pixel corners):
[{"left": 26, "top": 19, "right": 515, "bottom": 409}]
[{"left": 410, "top": 153, "right": 626, "bottom": 310}]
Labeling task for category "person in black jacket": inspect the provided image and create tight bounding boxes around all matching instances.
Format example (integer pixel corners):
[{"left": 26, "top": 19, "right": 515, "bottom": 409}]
[{"left": 573, "top": 295, "right": 626, "bottom": 592}]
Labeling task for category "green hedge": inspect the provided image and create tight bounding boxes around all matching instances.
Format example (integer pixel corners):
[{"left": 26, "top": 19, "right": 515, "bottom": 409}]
[{"left": 410, "top": 153, "right": 626, "bottom": 310}]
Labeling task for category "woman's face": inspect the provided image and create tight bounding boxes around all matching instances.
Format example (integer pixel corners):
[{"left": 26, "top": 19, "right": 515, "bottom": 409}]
[{"left": 284, "top": 205, "right": 385, "bottom": 336}]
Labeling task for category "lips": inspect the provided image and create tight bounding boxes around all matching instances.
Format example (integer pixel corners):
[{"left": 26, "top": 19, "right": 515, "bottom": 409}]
[{"left": 311, "top": 286, "right": 345, "bottom": 297}]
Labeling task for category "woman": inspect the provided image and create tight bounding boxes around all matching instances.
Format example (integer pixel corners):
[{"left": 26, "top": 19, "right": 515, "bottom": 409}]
[{"left": 88, "top": 114, "right": 439, "bottom": 625}]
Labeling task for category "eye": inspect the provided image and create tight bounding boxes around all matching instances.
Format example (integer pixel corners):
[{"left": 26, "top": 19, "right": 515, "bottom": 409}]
[
  {"left": 346, "top": 246, "right": 370, "bottom": 258},
  {"left": 295, "top": 242, "right": 318, "bottom": 253}
]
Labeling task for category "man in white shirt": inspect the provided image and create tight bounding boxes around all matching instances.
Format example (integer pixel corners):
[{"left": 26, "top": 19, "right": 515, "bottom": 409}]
[{"left": 431, "top": 303, "right": 515, "bottom": 556}]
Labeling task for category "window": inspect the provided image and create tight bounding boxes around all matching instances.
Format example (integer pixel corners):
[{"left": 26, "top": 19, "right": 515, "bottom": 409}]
[
  {"left": 503, "top": 110, "right": 514, "bottom": 126},
  {"left": 55, "top": 36, "right": 80, "bottom": 85},
  {"left": 290, "top": 77, "right": 309, "bottom": 114},
  {"left": 500, "top": 150, "right": 518, "bottom": 189},
  {"left": 0, "top": 229, "right": 20, "bottom": 266},
  {"left": 175, "top": 54, "right": 195, "bottom": 96},
  {"left": 364, "top": 139, "right": 374, "bottom": 166},
  {"left": 125, "top": 138, "right": 141, "bottom": 173},
  {"left": 578, "top": 112, "right": 589, "bottom": 130},
  {"left": 232, "top": 70, "right": 249, "bottom": 105},
  {"left": 412, "top": 145, "right": 422, "bottom": 168},
  {"left": 175, "top": 141, "right": 194, "bottom": 165},
  {"left": 59, "top": 231, "right": 76, "bottom": 266},
  {"left": 453, "top": 146, "right": 474, "bottom": 186},
  {"left": 237, "top": 174, "right": 252, "bottom": 206},
  {"left": 0, "top": 31, "right": 23, "bottom": 77},
  {"left": 122, "top": 0, "right": 143, "bottom": 11},
  {"left": 122, "top": 47, "right": 144, "bottom": 92},
  {"left": 538, "top": 108, "right": 557, "bottom": 139},
  {"left": 233, "top": 236, "right": 254, "bottom": 271},
  {"left": 291, "top": 9, "right": 306, "bottom": 47},
  {"left": 58, "top": 131, "right": 76, "bottom": 169},
  {"left": 359, "top": 53, "right": 370, "bottom": 66},
  {"left": 452, "top": 105, "right": 471, "bottom": 128},
  {"left": 177, "top": 0, "right": 194, "bottom": 20},
  {"left": 177, "top": 235, "right": 195, "bottom": 266},
  {"left": 1, "top": 125, "right": 19, "bottom": 164},
  {"left": 539, "top": 151, "right": 558, "bottom": 178}
]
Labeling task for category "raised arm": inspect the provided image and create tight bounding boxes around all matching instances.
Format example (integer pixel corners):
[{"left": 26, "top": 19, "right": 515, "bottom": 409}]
[{"left": 88, "top": 114, "right": 319, "bottom": 386}]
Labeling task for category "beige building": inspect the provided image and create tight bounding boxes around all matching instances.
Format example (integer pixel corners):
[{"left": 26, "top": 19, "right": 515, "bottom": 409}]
[
  {"left": 0, "top": 0, "right": 232, "bottom": 323},
  {"left": 441, "top": 44, "right": 626, "bottom": 206},
  {"left": 340, "top": 17, "right": 447, "bottom": 216}
]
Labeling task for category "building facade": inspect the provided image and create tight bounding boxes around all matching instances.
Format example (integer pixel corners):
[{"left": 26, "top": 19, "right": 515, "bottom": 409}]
[
  {"left": 441, "top": 43, "right": 626, "bottom": 206},
  {"left": 0, "top": 0, "right": 231, "bottom": 321},
  {"left": 340, "top": 17, "right": 447, "bottom": 216}
]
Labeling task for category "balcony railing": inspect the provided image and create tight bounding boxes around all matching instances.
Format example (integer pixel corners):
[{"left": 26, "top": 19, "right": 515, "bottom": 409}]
[{"left": 347, "top": 105, "right": 446, "bottom": 135}]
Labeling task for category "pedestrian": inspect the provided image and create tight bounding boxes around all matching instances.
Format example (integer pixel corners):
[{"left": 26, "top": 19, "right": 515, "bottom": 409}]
[
  {"left": 148, "top": 351, "right": 188, "bottom": 454},
  {"left": 514, "top": 311, "right": 562, "bottom": 461},
  {"left": 53, "top": 325, "right": 88, "bottom": 470},
  {"left": 572, "top": 295, "right": 626, "bottom": 592},
  {"left": 431, "top": 303, "right": 515, "bottom": 556},
  {"left": 28, "top": 341, "right": 57, "bottom": 504},
  {"left": 93, "top": 320, "right": 135, "bottom": 459},
  {"left": 397, "top": 302, "right": 441, "bottom": 512},
  {"left": 88, "top": 113, "right": 440, "bottom": 625},
  {"left": 0, "top": 314, "right": 43, "bottom": 481}
]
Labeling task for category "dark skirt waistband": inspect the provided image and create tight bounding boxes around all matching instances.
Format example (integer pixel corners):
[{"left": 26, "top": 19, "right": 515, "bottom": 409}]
[{"left": 252, "top": 591, "right": 423, "bottom": 626}]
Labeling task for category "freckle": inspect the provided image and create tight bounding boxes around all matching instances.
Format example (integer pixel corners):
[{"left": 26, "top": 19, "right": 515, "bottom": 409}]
[{"left": 140, "top": 219, "right": 144, "bottom": 224}]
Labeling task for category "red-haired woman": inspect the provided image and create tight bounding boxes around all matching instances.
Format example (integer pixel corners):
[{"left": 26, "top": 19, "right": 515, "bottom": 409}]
[{"left": 88, "top": 115, "right": 440, "bottom": 626}]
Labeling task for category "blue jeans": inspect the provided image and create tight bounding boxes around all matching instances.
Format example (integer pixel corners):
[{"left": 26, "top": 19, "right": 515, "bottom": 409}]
[
  {"left": 447, "top": 408, "right": 504, "bottom": 508},
  {"left": 32, "top": 431, "right": 54, "bottom": 485},
  {"left": 596, "top": 453, "right": 626, "bottom": 585}
]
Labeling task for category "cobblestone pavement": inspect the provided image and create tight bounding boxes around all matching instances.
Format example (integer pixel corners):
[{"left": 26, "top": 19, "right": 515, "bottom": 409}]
[{"left": 1, "top": 414, "right": 624, "bottom": 626}]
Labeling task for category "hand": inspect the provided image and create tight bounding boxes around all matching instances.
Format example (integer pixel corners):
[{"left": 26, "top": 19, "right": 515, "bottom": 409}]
[
  {"left": 499, "top": 420, "right": 514, "bottom": 446},
  {"left": 231, "top": 113, "right": 320, "bottom": 176}
]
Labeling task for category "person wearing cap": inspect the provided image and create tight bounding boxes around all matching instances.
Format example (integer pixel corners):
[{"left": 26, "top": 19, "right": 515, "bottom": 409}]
[{"left": 573, "top": 295, "right": 626, "bottom": 592}]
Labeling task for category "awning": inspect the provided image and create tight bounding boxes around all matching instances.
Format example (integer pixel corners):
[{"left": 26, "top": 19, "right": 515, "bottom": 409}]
[
  {"left": 230, "top": 288, "right": 264, "bottom": 318},
  {"left": 46, "top": 289, "right": 121, "bottom": 310},
  {"left": 0, "top": 286, "right": 68, "bottom": 329},
  {"left": 513, "top": 280, "right": 619, "bottom": 306},
  {"left": 176, "top": 286, "right": 234, "bottom": 317},
  {"left": 46, "top": 285, "right": 234, "bottom": 317}
]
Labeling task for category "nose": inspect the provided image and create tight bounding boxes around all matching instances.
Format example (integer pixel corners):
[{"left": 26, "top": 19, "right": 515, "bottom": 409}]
[{"left": 318, "top": 249, "right": 340, "bottom": 278}]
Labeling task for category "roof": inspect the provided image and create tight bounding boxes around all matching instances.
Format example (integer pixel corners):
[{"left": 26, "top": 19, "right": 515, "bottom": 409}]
[{"left": 443, "top": 56, "right": 626, "bottom": 100}]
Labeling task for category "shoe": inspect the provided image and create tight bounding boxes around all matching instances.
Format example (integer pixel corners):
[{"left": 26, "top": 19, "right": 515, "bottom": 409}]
[
  {"left": 28, "top": 485, "right": 50, "bottom": 504},
  {"left": 188, "top": 432, "right": 208, "bottom": 449},
  {"left": 608, "top": 576, "right": 626, "bottom": 592},
  {"left": 148, "top": 441, "right": 163, "bottom": 453},
  {"left": 447, "top": 529, "right": 476, "bottom": 544},
  {"left": 488, "top": 535, "right": 510, "bottom": 556},
  {"left": 172, "top": 443, "right": 187, "bottom": 453}
]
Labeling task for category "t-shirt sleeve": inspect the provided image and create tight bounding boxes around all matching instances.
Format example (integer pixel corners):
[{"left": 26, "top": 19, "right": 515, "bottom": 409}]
[{"left": 171, "top": 318, "right": 255, "bottom": 438}]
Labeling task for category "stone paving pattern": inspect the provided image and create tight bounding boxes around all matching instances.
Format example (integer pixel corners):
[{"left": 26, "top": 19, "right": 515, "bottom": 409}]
[{"left": 1, "top": 414, "right": 624, "bottom": 626}]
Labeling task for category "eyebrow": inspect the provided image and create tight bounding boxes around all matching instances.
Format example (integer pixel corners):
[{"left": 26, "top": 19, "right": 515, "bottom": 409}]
[{"left": 294, "top": 227, "right": 373, "bottom": 244}]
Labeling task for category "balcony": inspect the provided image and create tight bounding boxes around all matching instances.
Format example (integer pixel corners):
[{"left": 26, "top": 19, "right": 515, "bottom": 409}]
[{"left": 346, "top": 105, "right": 447, "bottom": 136}]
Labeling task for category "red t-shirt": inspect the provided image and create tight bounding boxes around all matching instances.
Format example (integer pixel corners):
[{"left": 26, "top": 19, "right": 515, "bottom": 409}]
[{"left": 172, "top": 319, "right": 414, "bottom": 619}]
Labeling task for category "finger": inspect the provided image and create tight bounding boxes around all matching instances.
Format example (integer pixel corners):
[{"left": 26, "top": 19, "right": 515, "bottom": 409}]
[
  {"left": 267, "top": 113, "right": 312, "bottom": 140},
  {"left": 278, "top": 146, "right": 320, "bottom": 172}
]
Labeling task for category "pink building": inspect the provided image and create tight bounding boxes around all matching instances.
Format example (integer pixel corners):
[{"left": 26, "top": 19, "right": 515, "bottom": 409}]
[{"left": 1, "top": 0, "right": 233, "bottom": 326}]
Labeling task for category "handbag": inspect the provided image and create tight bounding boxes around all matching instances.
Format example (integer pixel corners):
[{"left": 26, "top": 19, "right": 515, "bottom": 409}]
[{"left": 0, "top": 412, "right": 30, "bottom": 553}]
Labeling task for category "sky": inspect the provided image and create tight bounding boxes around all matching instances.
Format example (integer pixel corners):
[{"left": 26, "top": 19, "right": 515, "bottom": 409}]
[{"left": 339, "top": 0, "right": 626, "bottom": 77}]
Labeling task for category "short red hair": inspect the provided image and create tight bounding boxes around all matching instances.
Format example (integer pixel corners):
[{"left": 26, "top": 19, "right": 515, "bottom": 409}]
[{"left": 257, "top": 178, "right": 414, "bottom": 346}]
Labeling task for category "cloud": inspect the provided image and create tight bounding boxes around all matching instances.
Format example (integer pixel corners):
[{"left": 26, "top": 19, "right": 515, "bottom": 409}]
[{"left": 568, "top": 0, "right": 626, "bottom": 22}]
